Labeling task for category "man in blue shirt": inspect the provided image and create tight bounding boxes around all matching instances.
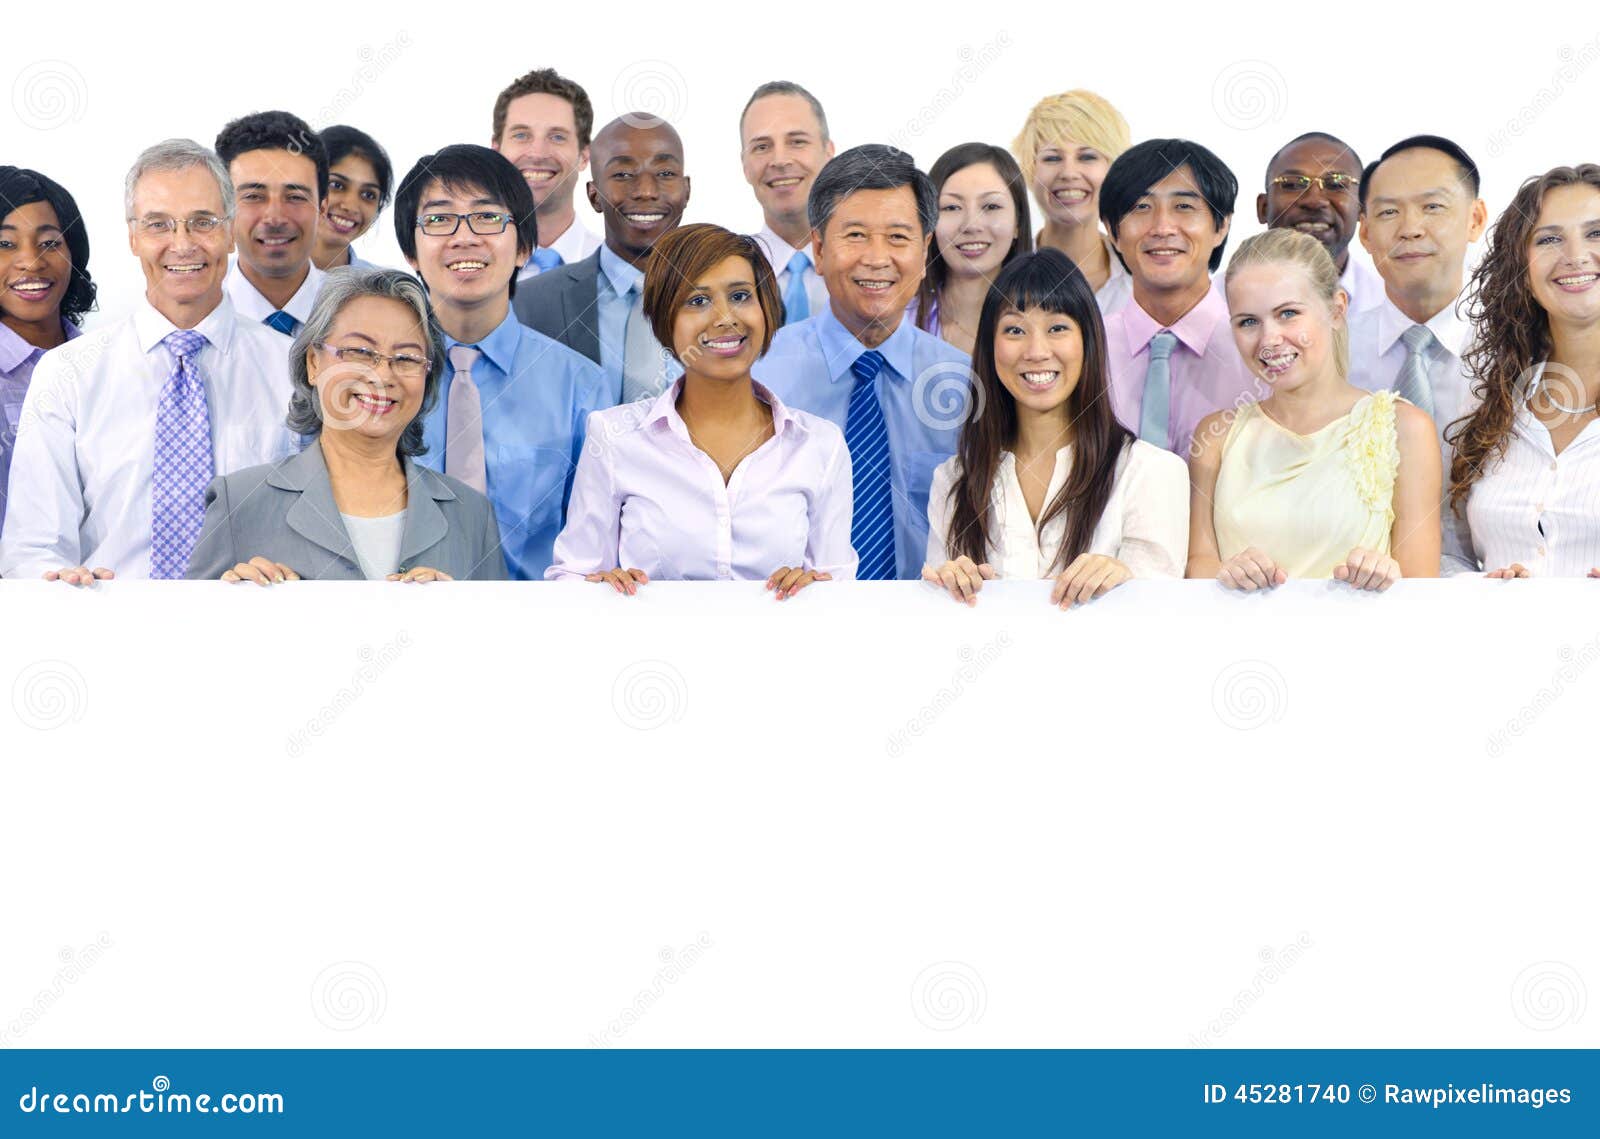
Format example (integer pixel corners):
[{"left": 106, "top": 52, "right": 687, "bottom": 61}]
[
  {"left": 395, "top": 144, "right": 610, "bottom": 579},
  {"left": 754, "top": 144, "right": 974, "bottom": 580}
]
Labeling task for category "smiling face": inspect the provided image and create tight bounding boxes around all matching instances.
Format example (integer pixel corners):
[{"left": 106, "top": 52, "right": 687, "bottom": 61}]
[
  {"left": 814, "top": 185, "right": 929, "bottom": 336},
  {"left": 1359, "top": 147, "right": 1487, "bottom": 301},
  {"left": 127, "top": 163, "right": 235, "bottom": 318},
  {"left": 936, "top": 162, "right": 1018, "bottom": 283},
  {"left": 992, "top": 304, "right": 1084, "bottom": 417},
  {"left": 1112, "top": 164, "right": 1229, "bottom": 302},
  {"left": 1259, "top": 138, "right": 1362, "bottom": 267},
  {"left": 1031, "top": 138, "right": 1111, "bottom": 230},
  {"left": 306, "top": 294, "right": 430, "bottom": 444},
  {"left": 494, "top": 92, "right": 588, "bottom": 216},
  {"left": 0, "top": 200, "right": 72, "bottom": 331},
  {"left": 1524, "top": 182, "right": 1600, "bottom": 328},
  {"left": 1226, "top": 261, "right": 1345, "bottom": 393},
  {"left": 228, "top": 147, "right": 322, "bottom": 281},
  {"left": 671, "top": 254, "right": 766, "bottom": 381},
  {"left": 404, "top": 178, "right": 524, "bottom": 316},
  {"left": 322, "top": 154, "right": 383, "bottom": 249},
  {"left": 587, "top": 120, "right": 690, "bottom": 265},
  {"left": 740, "top": 93, "right": 833, "bottom": 232}
]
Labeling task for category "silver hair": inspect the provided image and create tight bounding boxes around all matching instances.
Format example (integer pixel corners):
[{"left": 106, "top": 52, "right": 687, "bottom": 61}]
[
  {"left": 285, "top": 267, "right": 445, "bottom": 457},
  {"left": 124, "top": 138, "right": 235, "bottom": 220}
]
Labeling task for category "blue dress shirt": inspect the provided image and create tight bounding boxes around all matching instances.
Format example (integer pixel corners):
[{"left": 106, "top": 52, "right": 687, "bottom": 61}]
[
  {"left": 417, "top": 309, "right": 612, "bottom": 579},
  {"left": 753, "top": 308, "right": 973, "bottom": 580},
  {"left": 597, "top": 244, "right": 682, "bottom": 404}
]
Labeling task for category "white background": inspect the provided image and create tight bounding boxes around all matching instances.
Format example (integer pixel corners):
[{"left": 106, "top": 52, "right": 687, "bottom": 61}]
[
  {"left": 3, "top": 4, "right": 1599, "bottom": 1049},
  {"left": 7, "top": 3, "right": 1600, "bottom": 322}
]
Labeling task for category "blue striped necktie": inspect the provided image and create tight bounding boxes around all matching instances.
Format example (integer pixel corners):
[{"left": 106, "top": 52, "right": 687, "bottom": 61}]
[{"left": 846, "top": 349, "right": 896, "bottom": 580}]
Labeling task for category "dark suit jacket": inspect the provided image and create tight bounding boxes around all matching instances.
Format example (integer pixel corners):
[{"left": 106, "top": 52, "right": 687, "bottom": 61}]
[
  {"left": 185, "top": 440, "right": 509, "bottom": 581},
  {"left": 512, "top": 249, "right": 602, "bottom": 366}
]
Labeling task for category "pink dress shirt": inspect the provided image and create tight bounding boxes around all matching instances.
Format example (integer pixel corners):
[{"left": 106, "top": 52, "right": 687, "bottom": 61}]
[
  {"left": 546, "top": 379, "right": 857, "bottom": 581},
  {"left": 1103, "top": 286, "right": 1265, "bottom": 460}
]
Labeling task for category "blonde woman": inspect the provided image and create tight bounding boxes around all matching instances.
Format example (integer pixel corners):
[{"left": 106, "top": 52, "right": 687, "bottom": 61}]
[
  {"left": 1012, "top": 89, "right": 1132, "bottom": 314},
  {"left": 1188, "top": 229, "right": 1440, "bottom": 590}
]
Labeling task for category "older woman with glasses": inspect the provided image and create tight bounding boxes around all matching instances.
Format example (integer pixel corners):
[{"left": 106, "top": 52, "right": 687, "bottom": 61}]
[{"left": 186, "top": 267, "right": 507, "bottom": 582}]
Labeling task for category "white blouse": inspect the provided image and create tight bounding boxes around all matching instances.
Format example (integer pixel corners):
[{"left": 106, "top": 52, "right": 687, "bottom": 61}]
[
  {"left": 924, "top": 438, "right": 1189, "bottom": 578},
  {"left": 1464, "top": 366, "right": 1600, "bottom": 576}
]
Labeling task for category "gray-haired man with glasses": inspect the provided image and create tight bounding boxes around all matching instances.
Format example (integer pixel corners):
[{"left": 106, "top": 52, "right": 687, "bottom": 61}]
[{"left": 0, "top": 138, "right": 298, "bottom": 583}]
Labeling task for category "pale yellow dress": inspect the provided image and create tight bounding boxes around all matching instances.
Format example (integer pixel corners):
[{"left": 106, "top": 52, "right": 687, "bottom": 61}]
[{"left": 1213, "top": 391, "right": 1401, "bottom": 578}]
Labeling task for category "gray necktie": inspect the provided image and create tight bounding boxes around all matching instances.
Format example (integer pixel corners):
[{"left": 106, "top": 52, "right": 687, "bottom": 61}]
[
  {"left": 445, "top": 344, "right": 487, "bottom": 493},
  {"left": 1396, "top": 324, "right": 1437, "bottom": 419},
  {"left": 622, "top": 283, "right": 666, "bottom": 403},
  {"left": 1139, "top": 330, "right": 1178, "bottom": 447}
]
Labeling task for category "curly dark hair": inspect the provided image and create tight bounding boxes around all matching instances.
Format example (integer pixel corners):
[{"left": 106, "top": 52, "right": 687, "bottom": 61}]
[
  {"left": 0, "top": 165, "right": 97, "bottom": 327},
  {"left": 214, "top": 110, "right": 329, "bottom": 200},
  {"left": 1448, "top": 164, "right": 1600, "bottom": 515}
]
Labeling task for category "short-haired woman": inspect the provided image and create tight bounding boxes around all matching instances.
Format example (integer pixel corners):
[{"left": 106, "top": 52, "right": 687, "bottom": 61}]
[
  {"left": 186, "top": 268, "right": 506, "bottom": 582},
  {"left": 547, "top": 223, "right": 854, "bottom": 598}
]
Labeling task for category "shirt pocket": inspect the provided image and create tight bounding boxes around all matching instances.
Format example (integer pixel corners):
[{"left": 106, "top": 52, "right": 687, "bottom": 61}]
[
  {"left": 901, "top": 449, "right": 949, "bottom": 539},
  {"left": 491, "top": 444, "right": 577, "bottom": 535}
]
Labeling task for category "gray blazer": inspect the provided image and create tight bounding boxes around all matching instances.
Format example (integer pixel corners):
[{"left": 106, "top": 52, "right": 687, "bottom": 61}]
[
  {"left": 511, "top": 249, "right": 602, "bottom": 365},
  {"left": 185, "top": 441, "right": 509, "bottom": 581}
]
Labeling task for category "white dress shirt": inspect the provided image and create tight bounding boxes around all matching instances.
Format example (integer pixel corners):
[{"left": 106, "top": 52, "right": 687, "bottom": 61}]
[
  {"left": 1463, "top": 363, "right": 1600, "bottom": 576},
  {"left": 751, "top": 225, "right": 829, "bottom": 316},
  {"left": 224, "top": 258, "right": 326, "bottom": 330},
  {"left": 0, "top": 296, "right": 298, "bottom": 578},
  {"left": 1347, "top": 291, "right": 1477, "bottom": 571},
  {"left": 1339, "top": 253, "right": 1384, "bottom": 315},
  {"left": 547, "top": 379, "right": 856, "bottom": 581},
  {"left": 516, "top": 215, "right": 603, "bottom": 281},
  {"left": 924, "top": 439, "right": 1189, "bottom": 578}
]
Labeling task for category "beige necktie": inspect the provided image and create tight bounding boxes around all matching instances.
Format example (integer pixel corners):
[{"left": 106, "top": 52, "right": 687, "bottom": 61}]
[{"left": 445, "top": 344, "right": 487, "bottom": 493}]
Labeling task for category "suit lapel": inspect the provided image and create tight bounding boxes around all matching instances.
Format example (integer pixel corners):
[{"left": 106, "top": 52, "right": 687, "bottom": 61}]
[
  {"left": 565, "top": 257, "right": 602, "bottom": 365},
  {"left": 272, "top": 442, "right": 358, "bottom": 562},
  {"left": 397, "top": 458, "right": 453, "bottom": 568}
]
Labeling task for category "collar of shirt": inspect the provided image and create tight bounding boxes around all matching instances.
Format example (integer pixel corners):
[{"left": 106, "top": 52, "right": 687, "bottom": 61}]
[
  {"left": 133, "top": 294, "right": 242, "bottom": 356},
  {"left": 598, "top": 243, "right": 645, "bottom": 300},
  {"left": 639, "top": 376, "right": 807, "bottom": 445},
  {"left": 545, "top": 216, "right": 600, "bottom": 264},
  {"left": 1120, "top": 283, "right": 1227, "bottom": 357},
  {"left": 442, "top": 307, "right": 521, "bottom": 377},
  {"left": 753, "top": 225, "right": 811, "bottom": 272},
  {"left": 0, "top": 317, "right": 80, "bottom": 374},
  {"left": 814, "top": 305, "right": 916, "bottom": 384},
  {"left": 1375, "top": 290, "right": 1469, "bottom": 359},
  {"left": 224, "top": 257, "right": 326, "bottom": 324}
]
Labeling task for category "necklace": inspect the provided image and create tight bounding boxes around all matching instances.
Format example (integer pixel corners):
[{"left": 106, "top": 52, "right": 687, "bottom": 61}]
[{"left": 1535, "top": 373, "right": 1598, "bottom": 415}]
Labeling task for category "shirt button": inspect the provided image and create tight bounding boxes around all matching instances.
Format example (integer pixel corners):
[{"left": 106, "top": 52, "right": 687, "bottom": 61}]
[
  {"left": 1538, "top": 546, "right": 1547, "bottom": 557},
  {"left": 1550, "top": 461, "right": 1559, "bottom": 471}
]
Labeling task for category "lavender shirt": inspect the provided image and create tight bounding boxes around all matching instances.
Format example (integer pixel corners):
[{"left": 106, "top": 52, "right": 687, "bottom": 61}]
[
  {"left": 0, "top": 318, "right": 79, "bottom": 531},
  {"left": 1102, "top": 286, "right": 1265, "bottom": 460},
  {"left": 547, "top": 379, "right": 857, "bottom": 581}
]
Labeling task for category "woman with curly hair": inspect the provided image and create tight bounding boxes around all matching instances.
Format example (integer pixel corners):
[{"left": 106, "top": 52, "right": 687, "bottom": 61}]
[
  {"left": 1188, "top": 229, "right": 1440, "bottom": 591},
  {"left": 1447, "top": 164, "right": 1600, "bottom": 578}
]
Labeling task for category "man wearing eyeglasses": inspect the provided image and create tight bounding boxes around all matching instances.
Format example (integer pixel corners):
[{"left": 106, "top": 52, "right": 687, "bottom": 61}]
[
  {"left": 0, "top": 139, "right": 298, "bottom": 583},
  {"left": 1256, "top": 132, "right": 1382, "bottom": 314},
  {"left": 395, "top": 144, "right": 608, "bottom": 580}
]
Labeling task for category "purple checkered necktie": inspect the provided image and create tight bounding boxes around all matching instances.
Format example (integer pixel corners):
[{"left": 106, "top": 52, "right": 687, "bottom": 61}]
[{"left": 150, "top": 329, "right": 214, "bottom": 578}]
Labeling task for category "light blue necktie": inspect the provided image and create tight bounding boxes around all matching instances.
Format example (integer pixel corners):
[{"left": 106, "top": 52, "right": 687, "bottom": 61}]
[
  {"left": 845, "top": 350, "right": 896, "bottom": 580},
  {"left": 782, "top": 250, "right": 811, "bottom": 325},
  {"left": 151, "top": 329, "right": 213, "bottom": 578},
  {"left": 1396, "top": 324, "right": 1437, "bottom": 419},
  {"left": 264, "top": 310, "right": 299, "bottom": 337},
  {"left": 531, "top": 247, "right": 563, "bottom": 272},
  {"left": 1139, "top": 330, "right": 1178, "bottom": 447}
]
